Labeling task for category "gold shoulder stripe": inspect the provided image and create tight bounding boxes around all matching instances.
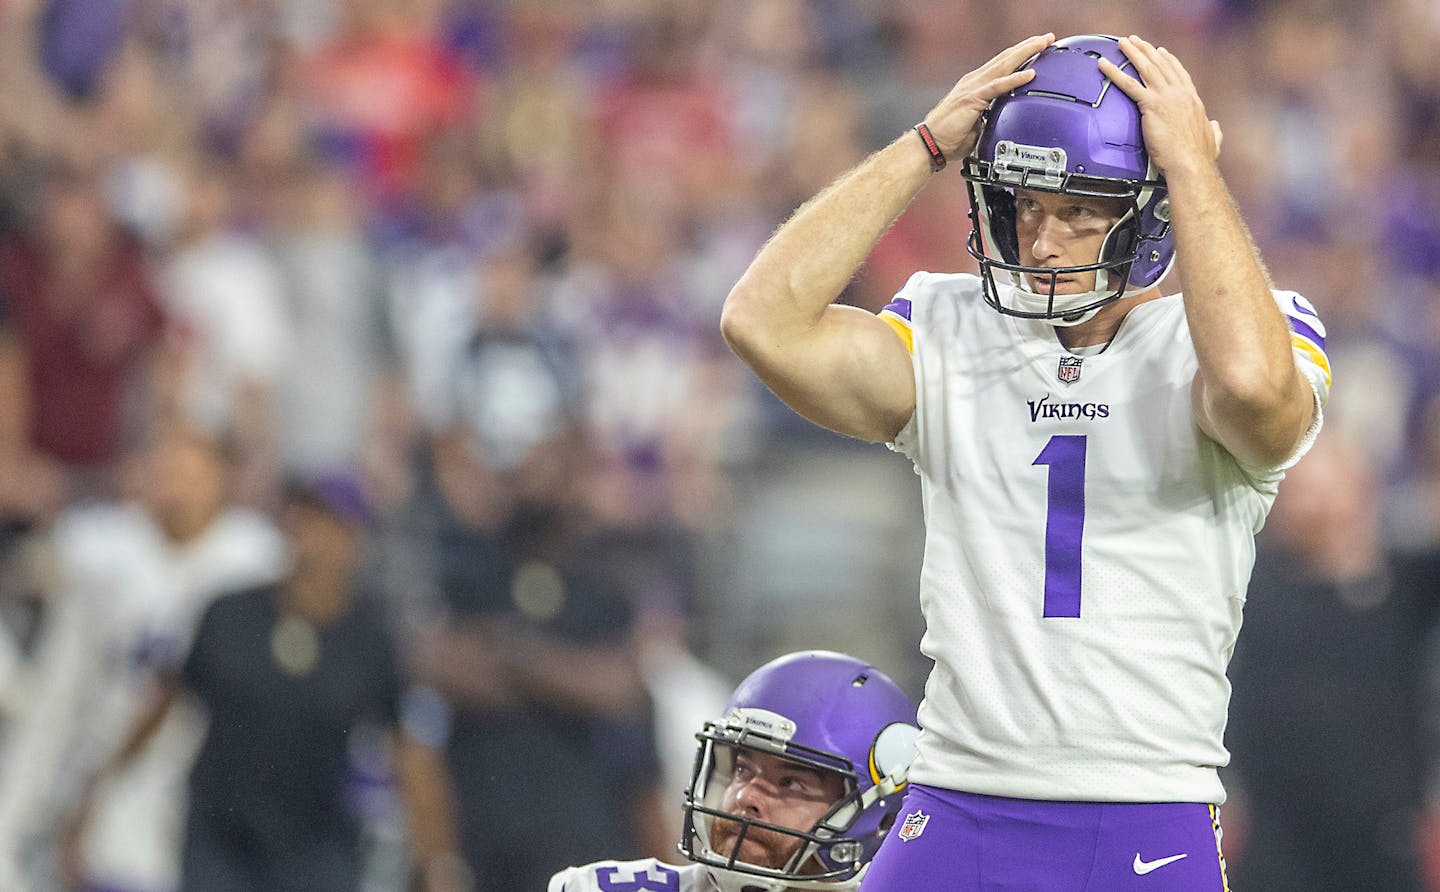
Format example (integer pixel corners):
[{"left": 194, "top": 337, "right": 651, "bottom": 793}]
[
  {"left": 1290, "top": 334, "right": 1331, "bottom": 390},
  {"left": 880, "top": 311, "right": 914, "bottom": 354}
]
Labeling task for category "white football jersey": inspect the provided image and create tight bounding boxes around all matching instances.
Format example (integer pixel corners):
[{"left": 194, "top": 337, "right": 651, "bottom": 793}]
[
  {"left": 0, "top": 504, "right": 286, "bottom": 889},
  {"left": 549, "top": 858, "right": 713, "bottom": 892},
  {"left": 879, "top": 273, "right": 1329, "bottom": 805}
]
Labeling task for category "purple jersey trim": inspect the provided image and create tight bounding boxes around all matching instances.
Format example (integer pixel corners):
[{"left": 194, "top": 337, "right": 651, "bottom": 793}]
[
  {"left": 1286, "top": 315, "right": 1325, "bottom": 351},
  {"left": 883, "top": 297, "right": 913, "bottom": 321}
]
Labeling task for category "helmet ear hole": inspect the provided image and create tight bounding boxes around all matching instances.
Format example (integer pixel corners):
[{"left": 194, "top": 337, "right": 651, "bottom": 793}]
[
  {"left": 1098, "top": 223, "right": 1137, "bottom": 292},
  {"left": 1101, "top": 219, "right": 1137, "bottom": 267},
  {"left": 1126, "top": 186, "right": 1175, "bottom": 289}
]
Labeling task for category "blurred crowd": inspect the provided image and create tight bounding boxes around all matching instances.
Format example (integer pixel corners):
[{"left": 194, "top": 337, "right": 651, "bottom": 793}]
[{"left": 0, "top": 0, "right": 1433, "bottom": 889}]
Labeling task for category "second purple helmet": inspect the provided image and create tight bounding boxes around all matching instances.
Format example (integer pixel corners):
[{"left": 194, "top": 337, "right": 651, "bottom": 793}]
[
  {"left": 680, "top": 651, "right": 920, "bottom": 890},
  {"left": 961, "top": 34, "right": 1176, "bottom": 324}
]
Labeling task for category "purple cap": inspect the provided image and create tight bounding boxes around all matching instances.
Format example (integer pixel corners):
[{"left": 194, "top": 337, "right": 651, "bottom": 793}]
[{"left": 289, "top": 473, "right": 372, "bottom": 526}]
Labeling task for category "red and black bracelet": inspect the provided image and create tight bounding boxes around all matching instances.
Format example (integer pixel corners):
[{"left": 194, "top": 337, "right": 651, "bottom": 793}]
[{"left": 914, "top": 122, "right": 947, "bottom": 172}]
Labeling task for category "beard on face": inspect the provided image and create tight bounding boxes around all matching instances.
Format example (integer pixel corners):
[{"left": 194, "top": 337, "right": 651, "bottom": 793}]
[{"left": 707, "top": 815, "right": 804, "bottom": 870}]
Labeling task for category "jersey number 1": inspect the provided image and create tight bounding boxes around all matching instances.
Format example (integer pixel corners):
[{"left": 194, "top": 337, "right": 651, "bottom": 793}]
[{"left": 1033, "top": 434, "right": 1086, "bottom": 618}]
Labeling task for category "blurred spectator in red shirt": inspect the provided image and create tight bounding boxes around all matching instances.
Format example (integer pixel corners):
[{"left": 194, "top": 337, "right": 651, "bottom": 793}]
[
  {"left": 298, "top": 0, "right": 477, "bottom": 206},
  {"left": 0, "top": 167, "right": 171, "bottom": 514}
]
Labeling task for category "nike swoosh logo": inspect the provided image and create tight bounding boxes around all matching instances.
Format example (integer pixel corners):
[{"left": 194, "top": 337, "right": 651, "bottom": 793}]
[{"left": 1133, "top": 853, "right": 1188, "bottom": 875}]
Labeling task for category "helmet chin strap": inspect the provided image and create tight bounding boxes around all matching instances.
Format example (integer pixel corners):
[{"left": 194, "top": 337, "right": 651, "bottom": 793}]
[
  {"left": 1046, "top": 303, "right": 1103, "bottom": 327},
  {"left": 705, "top": 865, "right": 869, "bottom": 892},
  {"left": 704, "top": 868, "right": 788, "bottom": 892},
  {"left": 1005, "top": 276, "right": 1108, "bottom": 327}
]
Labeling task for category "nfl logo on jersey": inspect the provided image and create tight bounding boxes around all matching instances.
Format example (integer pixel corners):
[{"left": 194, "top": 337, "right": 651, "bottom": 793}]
[
  {"left": 1057, "top": 355, "right": 1083, "bottom": 383},
  {"left": 897, "top": 809, "right": 929, "bottom": 842}
]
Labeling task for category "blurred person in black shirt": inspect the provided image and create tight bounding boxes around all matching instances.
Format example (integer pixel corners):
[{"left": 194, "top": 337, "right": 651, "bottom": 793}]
[
  {"left": 412, "top": 432, "right": 668, "bottom": 889},
  {"left": 65, "top": 475, "right": 471, "bottom": 892},
  {"left": 1228, "top": 433, "right": 1434, "bottom": 891}
]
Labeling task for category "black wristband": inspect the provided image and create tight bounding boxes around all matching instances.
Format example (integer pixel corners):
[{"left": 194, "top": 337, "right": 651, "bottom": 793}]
[{"left": 914, "top": 122, "right": 946, "bottom": 172}]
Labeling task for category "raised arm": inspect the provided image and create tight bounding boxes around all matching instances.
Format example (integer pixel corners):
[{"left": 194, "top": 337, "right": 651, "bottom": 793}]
[
  {"left": 1100, "top": 37, "right": 1315, "bottom": 469},
  {"left": 721, "top": 34, "right": 1054, "bottom": 443}
]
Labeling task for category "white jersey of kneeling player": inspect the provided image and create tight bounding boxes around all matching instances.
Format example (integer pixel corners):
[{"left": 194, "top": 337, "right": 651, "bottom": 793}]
[{"left": 549, "top": 858, "right": 715, "bottom": 892}]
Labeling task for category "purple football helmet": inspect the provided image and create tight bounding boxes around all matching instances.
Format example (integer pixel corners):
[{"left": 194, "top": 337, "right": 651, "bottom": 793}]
[
  {"left": 961, "top": 34, "right": 1175, "bottom": 325},
  {"left": 680, "top": 651, "right": 920, "bottom": 891}
]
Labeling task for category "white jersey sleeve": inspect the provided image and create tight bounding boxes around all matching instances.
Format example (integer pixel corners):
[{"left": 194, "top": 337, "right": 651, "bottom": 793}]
[
  {"left": 877, "top": 274, "right": 1332, "bottom": 805},
  {"left": 548, "top": 859, "right": 711, "bottom": 892},
  {"left": 0, "top": 504, "right": 286, "bottom": 888}
]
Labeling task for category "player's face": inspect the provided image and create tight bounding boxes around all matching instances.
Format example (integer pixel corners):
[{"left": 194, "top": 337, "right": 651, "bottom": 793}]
[
  {"left": 1014, "top": 188, "right": 1129, "bottom": 294},
  {"left": 144, "top": 430, "right": 226, "bottom": 540},
  {"left": 284, "top": 502, "right": 358, "bottom": 577},
  {"left": 709, "top": 748, "right": 847, "bottom": 869}
]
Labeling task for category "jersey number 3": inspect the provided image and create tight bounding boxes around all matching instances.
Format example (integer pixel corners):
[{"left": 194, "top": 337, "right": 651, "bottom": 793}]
[
  {"left": 1033, "top": 434, "right": 1086, "bottom": 618},
  {"left": 596, "top": 865, "right": 681, "bottom": 892}
]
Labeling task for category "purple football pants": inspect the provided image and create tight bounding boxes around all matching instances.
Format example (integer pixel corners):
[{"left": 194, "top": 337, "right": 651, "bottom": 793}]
[{"left": 861, "top": 784, "right": 1229, "bottom": 891}]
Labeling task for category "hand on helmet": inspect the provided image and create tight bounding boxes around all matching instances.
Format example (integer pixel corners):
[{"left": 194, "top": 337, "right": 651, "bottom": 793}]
[
  {"left": 923, "top": 33, "right": 1055, "bottom": 159},
  {"left": 1098, "top": 35, "right": 1220, "bottom": 177}
]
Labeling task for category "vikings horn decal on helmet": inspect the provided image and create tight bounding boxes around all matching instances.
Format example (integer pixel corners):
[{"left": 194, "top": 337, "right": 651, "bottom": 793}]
[
  {"left": 961, "top": 34, "right": 1176, "bottom": 326},
  {"left": 680, "top": 651, "right": 920, "bottom": 891}
]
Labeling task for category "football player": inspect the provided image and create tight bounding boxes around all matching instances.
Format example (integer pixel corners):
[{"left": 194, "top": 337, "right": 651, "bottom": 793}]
[
  {"left": 720, "top": 34, "right": 1329, "bottom": 890},
  {"left": 548, "top": 651, "right": 920, "bottom": 891}
]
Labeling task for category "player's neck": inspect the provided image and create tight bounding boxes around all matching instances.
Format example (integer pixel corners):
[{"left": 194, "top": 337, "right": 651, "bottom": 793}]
[
  {"left": 1055, "top": 287, "right": 1161, "bottom": 351},
  {"left": 157, "top": 507, "right": 221, "bottom": 546}
]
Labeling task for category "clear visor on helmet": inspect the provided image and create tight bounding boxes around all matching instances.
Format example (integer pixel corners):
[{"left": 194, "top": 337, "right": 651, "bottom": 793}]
[
  {"left": 681, "top": 721, "right": 870, "bottom": 887},
  {"left": 961, "top": 155, "right": 1162, "bottom": 325}
]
